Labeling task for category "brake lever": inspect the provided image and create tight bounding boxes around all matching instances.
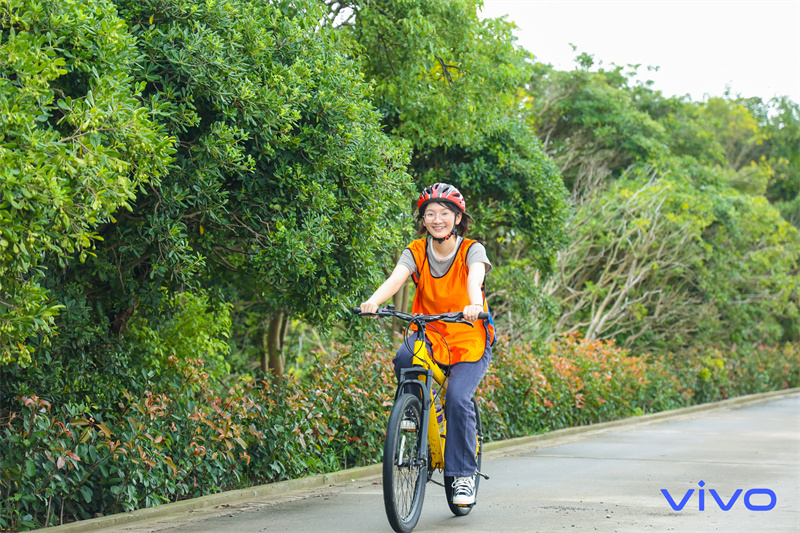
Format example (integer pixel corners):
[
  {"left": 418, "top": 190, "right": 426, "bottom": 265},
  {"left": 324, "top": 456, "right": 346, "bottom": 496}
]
[
  {"left": 352, "top": 307, "right": 394, "bottom": 318},
  {"left": 441, "top": 312, "right": 476, "bottom": 327}
]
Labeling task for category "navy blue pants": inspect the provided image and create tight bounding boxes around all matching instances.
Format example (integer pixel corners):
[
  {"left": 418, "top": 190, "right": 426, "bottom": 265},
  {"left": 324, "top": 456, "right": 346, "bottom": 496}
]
[{"left": 393, "top": 334, "right": 491, "bottom": 477}]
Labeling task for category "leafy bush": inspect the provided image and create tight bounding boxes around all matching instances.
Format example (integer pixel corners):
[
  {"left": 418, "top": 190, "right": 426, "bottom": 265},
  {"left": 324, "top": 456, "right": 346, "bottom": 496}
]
[
  {"left": 479, "top": 332, "right": 652, "bottom": 440},
  {"left": 0, "top": 338, "right": 394, "bottom": 530},
  {"left": 637, "top": 354, "right": 691, "bottom": 413},
  {"left": 124, "top": 290, "right": 233, "bottom": 382},
  {"left": 2, "top": 334, "right": 798, "bottom": 530},
  {"left": 668, "top": 343, "right": 800, "bottom": 404},
  {"left": 476, "top": 334, "right": 800, "bottom": 443}
]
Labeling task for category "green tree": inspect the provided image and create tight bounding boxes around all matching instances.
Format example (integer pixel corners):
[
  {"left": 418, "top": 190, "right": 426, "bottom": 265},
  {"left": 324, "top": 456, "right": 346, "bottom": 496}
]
[
  {"left": 328, "top": 0, "right": 530, "bottom": 149},
  {"left": 698, "top": 189, "right": 800, "bottom": 345},
  {"left": 525, "top": 55, "right": 800, "bottom": 349},
  {"left": 524, "top": 59, "right": 668, "bottom": 198},
  {"left": 746, "top": 97, "right": 800, "bottom": 227},
  {"left": 324, "top": 1, "right": 571, "bottom": 336},
  {"left": 545, "top": 163, "right": 800, "bottom": 350},
  {"left": 43, "top": 0, "right": 413, "bottom": 375},
  {"left": 0, "top": 0, "right": 174, "bottom": 365},
  {"left": 545, "top": 170, "right": 712, "bottom": 351}
]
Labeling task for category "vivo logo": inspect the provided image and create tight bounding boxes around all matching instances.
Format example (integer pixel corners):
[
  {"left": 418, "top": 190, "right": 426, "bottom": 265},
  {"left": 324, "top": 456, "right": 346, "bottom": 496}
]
[{"left": 661, "top": 481, "right": 776, "bottom": 511}]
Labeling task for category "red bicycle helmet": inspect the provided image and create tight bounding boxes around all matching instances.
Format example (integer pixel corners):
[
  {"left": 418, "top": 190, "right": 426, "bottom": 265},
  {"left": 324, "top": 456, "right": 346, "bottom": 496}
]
[{"left": 417, "top": 183, "right": 471, "bottom": 218}]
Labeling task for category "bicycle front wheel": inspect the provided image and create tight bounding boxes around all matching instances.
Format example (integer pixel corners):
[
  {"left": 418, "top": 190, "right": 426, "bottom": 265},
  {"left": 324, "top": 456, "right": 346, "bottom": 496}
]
[{"left": 383, "top": 393, "right": 427, "bottom": 533}]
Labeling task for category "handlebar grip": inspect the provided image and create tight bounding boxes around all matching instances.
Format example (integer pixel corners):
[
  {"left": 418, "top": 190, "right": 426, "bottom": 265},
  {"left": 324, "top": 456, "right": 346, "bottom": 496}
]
[
  {"left": 352, "top": 307, "right": 362, "bottom": 314},
  {"left": 478, "top": 312, "right": 489, "bottom": 320}
]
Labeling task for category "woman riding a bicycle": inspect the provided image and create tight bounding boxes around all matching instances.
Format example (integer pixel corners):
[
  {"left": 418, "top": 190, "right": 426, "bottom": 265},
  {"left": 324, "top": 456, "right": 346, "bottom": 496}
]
[{"left": 359, "top": 183, "right": 495, "bottom": 506}]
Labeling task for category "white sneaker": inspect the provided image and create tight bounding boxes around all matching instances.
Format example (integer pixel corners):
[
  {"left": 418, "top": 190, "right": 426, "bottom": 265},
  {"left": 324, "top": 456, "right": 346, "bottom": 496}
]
[{"left": 451, "top": 476, "right": 475, "bottom": 505}]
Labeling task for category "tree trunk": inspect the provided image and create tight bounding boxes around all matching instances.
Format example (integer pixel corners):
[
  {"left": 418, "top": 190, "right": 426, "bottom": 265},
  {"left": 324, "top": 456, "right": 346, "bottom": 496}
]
[
  {"left": 393, "top": 282, "right": 410, "bottom": 335},
  {"left": 259, "top": 324, "right": 268, "bottom": 374},
  {"left": 267, "top": 313, "right": 284, "bottom": 376},
  {"left": 111, "top": 300, "right": 138, "bottom": 335},
  {"left": 279, "top": 313, "right": 289, "bottom": 371},
  {"left": 400, "top": 282, "right": 410, "bottom": 313}
]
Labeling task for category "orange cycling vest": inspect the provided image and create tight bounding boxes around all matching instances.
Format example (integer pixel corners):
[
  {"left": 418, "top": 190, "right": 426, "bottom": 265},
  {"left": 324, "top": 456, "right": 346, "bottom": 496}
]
[{"left": 407, "top": 238, "right": 496, "bottom": 366}]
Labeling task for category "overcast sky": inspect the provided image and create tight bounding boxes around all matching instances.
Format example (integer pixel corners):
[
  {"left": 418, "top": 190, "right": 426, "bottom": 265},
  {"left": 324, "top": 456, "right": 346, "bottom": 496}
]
[{"left": 479, "top": 0, "right": 800, "bottom": 104}]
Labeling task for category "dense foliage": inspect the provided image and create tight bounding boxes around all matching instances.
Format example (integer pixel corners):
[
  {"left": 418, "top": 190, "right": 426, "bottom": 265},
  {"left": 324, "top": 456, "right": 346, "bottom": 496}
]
[
  {"left": 323, "top": 0, "right": 571, "bottom": 331},
  {"left": 1, "top": 0, "right": 798, "bottom": 529},
  {"left": 3, "top": 335, "right": 798, "bottom": 529},
  {"left": 524, "top": 58, "right": 800, "bottom": 350},
  {"left": 0, "top": 0, "right": 174, "bottom": 365}
]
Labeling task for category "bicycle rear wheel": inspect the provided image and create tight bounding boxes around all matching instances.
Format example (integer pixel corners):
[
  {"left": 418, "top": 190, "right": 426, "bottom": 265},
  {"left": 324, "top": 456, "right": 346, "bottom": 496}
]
[
  {"left": 445, "top": 396, "right": 482, "bottom": 516},
  {"left": 383, "top": 393, "right": 428, "bottom": 533}
]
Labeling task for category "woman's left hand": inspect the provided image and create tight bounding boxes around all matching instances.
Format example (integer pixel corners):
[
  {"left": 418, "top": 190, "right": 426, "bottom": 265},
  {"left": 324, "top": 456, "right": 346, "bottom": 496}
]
[{"left": 463, "top": 303, "right": 483, "bottom": 322}]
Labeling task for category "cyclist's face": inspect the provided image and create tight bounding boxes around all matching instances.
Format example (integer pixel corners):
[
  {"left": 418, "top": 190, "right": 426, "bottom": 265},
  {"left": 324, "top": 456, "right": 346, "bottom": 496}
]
[{"left": 423, "top": 202, "right": 461, "bottom": 237}]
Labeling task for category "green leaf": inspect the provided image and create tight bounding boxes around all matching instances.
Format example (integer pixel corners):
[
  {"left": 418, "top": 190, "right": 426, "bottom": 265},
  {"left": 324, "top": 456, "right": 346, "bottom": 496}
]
[{"left": 80, "top": 485, "right": 93, "bottom": 503}]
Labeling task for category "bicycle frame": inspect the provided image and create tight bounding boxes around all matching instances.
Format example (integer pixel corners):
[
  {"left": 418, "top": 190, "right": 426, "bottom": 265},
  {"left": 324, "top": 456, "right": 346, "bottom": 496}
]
[{"left": 397, "top": 325, "right": 448, "bottom": 471}]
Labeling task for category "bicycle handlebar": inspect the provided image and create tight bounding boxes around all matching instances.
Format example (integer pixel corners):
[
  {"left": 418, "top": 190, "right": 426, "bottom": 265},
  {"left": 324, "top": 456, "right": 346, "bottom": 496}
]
[{"left": 352, "top": 306, "right": 489, "bottom": 326}]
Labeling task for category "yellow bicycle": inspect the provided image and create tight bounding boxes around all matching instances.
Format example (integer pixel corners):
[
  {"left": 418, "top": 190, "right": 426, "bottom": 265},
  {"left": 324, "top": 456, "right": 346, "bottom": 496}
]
[{"left": 354, "top": 305, "right": 489, "bottom": 533}]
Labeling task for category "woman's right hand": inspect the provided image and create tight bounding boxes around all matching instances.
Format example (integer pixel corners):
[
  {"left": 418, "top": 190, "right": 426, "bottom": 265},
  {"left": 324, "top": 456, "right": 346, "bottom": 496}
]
[{"left": 359, "top": 300, "right": 379, "bottom": 314}]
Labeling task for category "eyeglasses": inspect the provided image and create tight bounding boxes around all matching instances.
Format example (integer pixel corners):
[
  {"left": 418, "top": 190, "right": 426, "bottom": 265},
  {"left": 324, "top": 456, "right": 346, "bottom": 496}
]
[{"left": 423, "top": 211, "right": 455, "bottom": 222}]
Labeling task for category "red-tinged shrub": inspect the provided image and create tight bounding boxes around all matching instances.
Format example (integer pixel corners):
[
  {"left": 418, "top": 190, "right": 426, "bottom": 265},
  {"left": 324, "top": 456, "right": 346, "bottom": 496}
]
[
  {"left": 479, "top": 332, "right": 655, "bottom": 438},
  {"left": 0, "top": 338, "right": 395, "bottom": 530},
  {"left": 476, "top": 338, "right": 550, "bottom": 440},
  {"left": 243, "top": 338, "right": 394, "bottom": 481},
  {"left": 3, "top": 334, "right": 798, "bottom": 531}
]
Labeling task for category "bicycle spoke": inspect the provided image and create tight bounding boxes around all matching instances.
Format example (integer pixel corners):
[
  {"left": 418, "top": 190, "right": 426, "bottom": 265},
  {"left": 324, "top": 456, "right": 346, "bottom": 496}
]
[
  {"left": 388, "top": 401, "right": 424, "bottom": 523},
  {"left": 393, "top": 428, "right": 418, "bottom": 517}
]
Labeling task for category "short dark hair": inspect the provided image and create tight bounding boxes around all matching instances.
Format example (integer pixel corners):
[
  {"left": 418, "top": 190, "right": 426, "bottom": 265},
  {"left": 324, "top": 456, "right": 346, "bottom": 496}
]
[{"left": 415, "top": 201, "right": 471, "bottom": 238}]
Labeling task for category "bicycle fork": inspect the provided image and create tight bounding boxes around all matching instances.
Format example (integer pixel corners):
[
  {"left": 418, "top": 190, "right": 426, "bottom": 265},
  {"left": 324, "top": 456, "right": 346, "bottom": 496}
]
[
  {"left": 399, "top": 327, "right": 449, "bottom": 471},
  {"left": 397, "top": 364, "right": 434, "bottom": 470}
]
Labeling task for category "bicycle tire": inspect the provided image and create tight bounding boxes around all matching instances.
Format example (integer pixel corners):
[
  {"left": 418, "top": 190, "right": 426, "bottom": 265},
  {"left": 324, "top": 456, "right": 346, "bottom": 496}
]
[
  {"left": 444, "top": 396, "right": 482, "bottom": 517},
  {"left": 384, "top": 393, "right": 427, "bottom": 533}
]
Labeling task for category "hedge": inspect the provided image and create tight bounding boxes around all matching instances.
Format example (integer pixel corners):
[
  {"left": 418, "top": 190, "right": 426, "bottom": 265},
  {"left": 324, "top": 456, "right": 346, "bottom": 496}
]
[{"left": 2, "top": 336, "right": 798, "bottom": 530}]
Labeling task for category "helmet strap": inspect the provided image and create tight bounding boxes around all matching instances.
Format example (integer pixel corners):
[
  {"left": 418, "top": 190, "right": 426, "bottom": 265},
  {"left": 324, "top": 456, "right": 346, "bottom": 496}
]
[{"left": 431, "top": 224, "right": 458, "bottom": 244}]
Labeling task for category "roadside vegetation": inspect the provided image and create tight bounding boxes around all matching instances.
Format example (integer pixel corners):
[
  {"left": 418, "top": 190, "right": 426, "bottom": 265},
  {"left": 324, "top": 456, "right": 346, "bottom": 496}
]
[{"left": 1, "top": 0, "right": 798, "bottom": 529}]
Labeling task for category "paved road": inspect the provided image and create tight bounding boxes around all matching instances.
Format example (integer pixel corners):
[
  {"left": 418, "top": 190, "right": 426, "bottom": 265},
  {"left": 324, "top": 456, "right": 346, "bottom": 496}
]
[{"left": 103, "top": 394, "right": 799, "bottom": 533}]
